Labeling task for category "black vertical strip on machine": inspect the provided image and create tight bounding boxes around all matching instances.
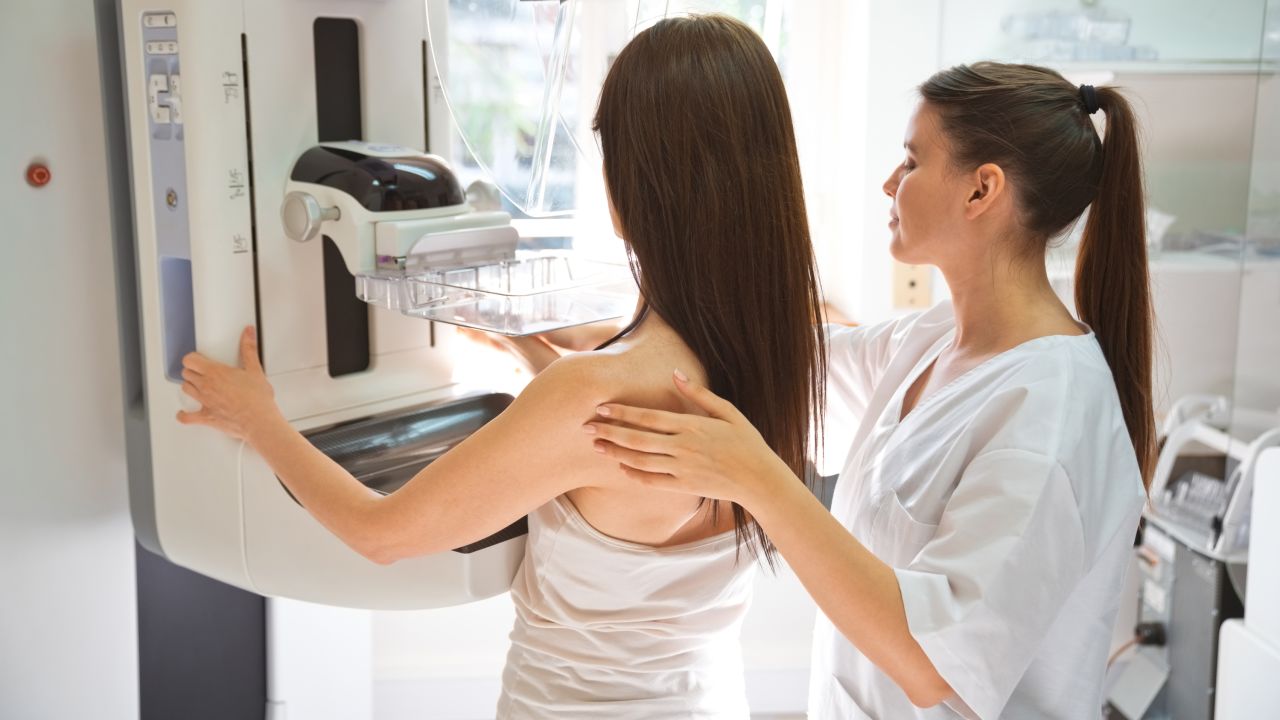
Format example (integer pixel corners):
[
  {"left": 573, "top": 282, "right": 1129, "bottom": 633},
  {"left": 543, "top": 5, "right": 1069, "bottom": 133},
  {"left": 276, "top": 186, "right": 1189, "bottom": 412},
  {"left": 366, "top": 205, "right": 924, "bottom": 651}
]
[
  {"left": 314, "top": 18, "right": 370, "bottom": 376},
  {"left": 314, "top": 18, "right": 363, "bottom": 142},
  {"left": 322, "top": 236, "right": 371, "bottom": 375},
  {"left": 242, "top": 34, "right": 264, "bottom": 366}
]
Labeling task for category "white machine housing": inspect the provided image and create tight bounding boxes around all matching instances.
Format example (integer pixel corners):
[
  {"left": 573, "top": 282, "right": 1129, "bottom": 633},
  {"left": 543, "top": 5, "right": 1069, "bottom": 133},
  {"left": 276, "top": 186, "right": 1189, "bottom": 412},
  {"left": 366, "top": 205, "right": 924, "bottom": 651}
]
[
  {"left": 1148, "top": 395, "right": 1280, "bottom": 560},
  {"left": 118, "top": 0, "right": 549, "bottom": 609},
  {"left": 1215, "top": 447, "right": 1280, "bottom": 718}
]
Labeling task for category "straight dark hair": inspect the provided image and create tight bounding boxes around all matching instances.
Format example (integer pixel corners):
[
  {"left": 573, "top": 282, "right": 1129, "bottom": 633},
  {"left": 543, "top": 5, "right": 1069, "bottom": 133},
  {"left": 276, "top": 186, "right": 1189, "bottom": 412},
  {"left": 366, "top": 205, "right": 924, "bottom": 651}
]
[
  {"left": 921, "top": 62, "right": 1156, "bottom": 488},
  {"left": 593, "top": 14, "right": 826, "bottom": 562}
]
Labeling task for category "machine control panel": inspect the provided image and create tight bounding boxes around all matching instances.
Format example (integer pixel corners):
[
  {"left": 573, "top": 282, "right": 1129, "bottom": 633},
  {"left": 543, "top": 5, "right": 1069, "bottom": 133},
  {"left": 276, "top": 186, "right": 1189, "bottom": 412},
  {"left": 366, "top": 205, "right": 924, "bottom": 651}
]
[
  {"left": 142, "top": 15, "right": 182, "bottom": 131},
  {"left": 141, "top": 11, "right": 194, "bottom": 382}
]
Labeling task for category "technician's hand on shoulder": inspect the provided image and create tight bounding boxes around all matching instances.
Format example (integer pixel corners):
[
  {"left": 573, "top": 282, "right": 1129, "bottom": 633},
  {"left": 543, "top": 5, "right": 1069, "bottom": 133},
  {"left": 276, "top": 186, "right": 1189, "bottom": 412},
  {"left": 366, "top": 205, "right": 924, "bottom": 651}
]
[
  {"left": 175, "top": 326, "right": 281, "bottom": 442},
  {"left": 586, "top": 370, "right": 789, "bottom": 507}
]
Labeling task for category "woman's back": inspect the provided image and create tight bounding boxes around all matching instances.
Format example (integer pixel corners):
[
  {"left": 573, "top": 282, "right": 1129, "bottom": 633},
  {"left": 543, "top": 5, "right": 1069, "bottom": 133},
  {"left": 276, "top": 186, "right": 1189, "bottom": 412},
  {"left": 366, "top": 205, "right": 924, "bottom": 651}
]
[
  {"left": 497, "top": 327, "right": 756, "bottom": 719},
  {"left": 565, "top": 322, "right": 734, "bottom": 546}
]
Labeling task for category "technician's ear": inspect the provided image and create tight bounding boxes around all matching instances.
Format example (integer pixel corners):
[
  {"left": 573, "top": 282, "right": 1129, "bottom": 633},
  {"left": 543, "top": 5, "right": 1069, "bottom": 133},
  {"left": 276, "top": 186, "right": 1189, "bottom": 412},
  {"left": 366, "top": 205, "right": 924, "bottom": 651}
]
[{"left": 964, "top": 163, "right": 1007, "bottom": 220}]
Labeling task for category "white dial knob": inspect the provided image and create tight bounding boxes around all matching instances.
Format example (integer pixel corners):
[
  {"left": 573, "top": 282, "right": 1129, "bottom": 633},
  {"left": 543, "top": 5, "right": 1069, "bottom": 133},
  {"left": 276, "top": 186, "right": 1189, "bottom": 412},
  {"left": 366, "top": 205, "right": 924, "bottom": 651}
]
[
  {"left": 466, "top": 180, "right": 503, "bottom": 213},
  {"left": 281, "top": 191, "right": 340, "bottom": 243}
]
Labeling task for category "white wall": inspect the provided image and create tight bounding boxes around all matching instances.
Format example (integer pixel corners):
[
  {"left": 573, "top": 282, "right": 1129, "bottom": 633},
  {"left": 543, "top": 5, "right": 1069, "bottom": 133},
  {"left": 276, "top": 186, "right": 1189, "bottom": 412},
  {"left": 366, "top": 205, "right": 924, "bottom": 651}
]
[
  {"left": 786, "top": 0, "right": 871, "bottom": 319},
  {"left": 0, "top": 2, "right": 139, "bottom": 718},
  {"left": 787, "top": 0, "right": 946, "bottom": 322}
]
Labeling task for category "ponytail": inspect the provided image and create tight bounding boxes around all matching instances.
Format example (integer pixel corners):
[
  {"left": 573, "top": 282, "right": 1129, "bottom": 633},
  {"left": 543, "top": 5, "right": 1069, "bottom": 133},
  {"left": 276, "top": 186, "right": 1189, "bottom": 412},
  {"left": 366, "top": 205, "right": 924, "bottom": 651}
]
[
  {"left": 921, "top": 63, "right": 1156, "bottom": 489},
  {"left": 1075, "top": 88, "right": 1156, "bottom": 488}
]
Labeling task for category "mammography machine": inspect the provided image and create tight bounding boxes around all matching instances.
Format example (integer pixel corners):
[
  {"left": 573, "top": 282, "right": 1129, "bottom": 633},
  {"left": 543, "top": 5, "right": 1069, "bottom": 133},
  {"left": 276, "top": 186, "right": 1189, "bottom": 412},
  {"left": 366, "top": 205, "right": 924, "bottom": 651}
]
[
  {"left": 117, "top": 0, "right": 672, "bottom": 609},
  {"left": 1107, "top": 396, "right": 1280, "bottom": 719}
]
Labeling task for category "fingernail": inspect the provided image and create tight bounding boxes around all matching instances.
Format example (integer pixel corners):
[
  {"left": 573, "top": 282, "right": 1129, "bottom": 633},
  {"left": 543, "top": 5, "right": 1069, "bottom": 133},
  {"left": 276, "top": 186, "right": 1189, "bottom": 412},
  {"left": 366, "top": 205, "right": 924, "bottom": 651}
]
[
  {"left": 596, "top": 406, "right": 611, "bottom": 417},
  {"left": 593, "top": 441, "right": 607, "bottom": 453},
  {"left": 582, "top": 423, "right": 597, "bottom": 435},
  {"left": 674, "top": 368, "right": 689, "bottom": 383}
]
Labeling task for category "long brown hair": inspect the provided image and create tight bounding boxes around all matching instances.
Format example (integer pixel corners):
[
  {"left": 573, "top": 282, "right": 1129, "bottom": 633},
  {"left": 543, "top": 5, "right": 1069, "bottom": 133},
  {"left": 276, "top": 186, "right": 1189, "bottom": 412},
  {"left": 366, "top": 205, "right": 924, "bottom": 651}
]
[
  {"left": 593, "top": 14, "right": 826, "bottom": 562},
  {"left": 921, "top": 62, "right": 1156, "bottom": 487}
]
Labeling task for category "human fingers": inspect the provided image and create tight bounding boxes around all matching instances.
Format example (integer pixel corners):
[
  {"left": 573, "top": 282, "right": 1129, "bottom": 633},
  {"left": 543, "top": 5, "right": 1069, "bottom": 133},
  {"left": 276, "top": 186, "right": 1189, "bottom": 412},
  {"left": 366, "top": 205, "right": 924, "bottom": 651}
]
[
  {"left": 176, "top": 408, "right": 212, "bottom": 426},
  {"left": 176, "top": 408, "right": 241, "bottom": 439},
  {"left": 584, "top": 421, "right": 676, "bottom": 454},
  {"left": 593, "top": 439, "right": 675, "bottom": 474},
  {"left": 181, "top": 368, "right": 204, "bottom": 389},
  {"left": 594, "top": 403, "right": 687, "bottom": 433},
  {"left": 616, "top": 463, "right": 686, "bottom": 489},
  {"left": 240, "top": 326, "right": 263, "bottom": 373},
  {"left": 181, "top": 351, "right": 215, "bottom": 373},
  {"left": 180, "top": 381, "right": 204, "bottom": 403},
  {"left": 671, "top": 370, "right": 744, "bottom": 423}
]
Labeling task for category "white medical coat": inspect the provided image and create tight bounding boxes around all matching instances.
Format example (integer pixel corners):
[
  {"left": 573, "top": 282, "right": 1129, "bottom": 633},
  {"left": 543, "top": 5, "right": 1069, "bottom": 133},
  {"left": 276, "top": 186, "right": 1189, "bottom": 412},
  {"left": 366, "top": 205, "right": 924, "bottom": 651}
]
[{"left": 809, "top": 301, "right": 1145, "bottom": 720}]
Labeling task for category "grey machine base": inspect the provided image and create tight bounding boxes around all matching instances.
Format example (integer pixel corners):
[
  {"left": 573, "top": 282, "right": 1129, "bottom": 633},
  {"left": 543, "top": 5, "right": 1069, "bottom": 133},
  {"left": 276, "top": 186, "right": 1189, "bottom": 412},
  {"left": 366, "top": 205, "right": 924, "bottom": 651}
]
[{"left": 135, "top": 544, "right": 268, "bottom": 720}]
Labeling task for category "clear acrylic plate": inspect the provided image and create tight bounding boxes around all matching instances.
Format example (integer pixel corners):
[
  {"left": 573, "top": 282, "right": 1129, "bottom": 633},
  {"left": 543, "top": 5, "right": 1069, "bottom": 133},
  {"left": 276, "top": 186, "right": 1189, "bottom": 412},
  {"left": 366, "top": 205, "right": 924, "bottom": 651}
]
[{"left": 357, "top": 250, "right": 638, "bottom": 336}]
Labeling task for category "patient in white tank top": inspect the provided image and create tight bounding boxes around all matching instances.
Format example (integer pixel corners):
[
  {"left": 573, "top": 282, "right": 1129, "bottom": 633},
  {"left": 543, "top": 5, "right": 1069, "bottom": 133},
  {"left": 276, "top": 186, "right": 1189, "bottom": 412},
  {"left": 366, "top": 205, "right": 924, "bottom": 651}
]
[{"left": 475, "top": 13, "right": 826, "bottom": 719}]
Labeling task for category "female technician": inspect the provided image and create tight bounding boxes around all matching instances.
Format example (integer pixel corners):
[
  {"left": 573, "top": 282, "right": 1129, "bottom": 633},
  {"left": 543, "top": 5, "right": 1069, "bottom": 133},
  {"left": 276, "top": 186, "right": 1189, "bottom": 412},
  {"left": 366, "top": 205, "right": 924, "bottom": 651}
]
[{"left": 587, "top": 62, "right": 1153, "bottom": 719}]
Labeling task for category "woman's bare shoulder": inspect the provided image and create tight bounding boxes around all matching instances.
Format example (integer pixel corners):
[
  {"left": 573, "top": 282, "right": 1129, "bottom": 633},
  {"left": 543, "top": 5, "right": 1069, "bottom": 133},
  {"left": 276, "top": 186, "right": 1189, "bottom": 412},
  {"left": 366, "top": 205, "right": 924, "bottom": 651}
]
[
  {"left": 536, "top": 350, "right": 625, "bottom": 391},
  {"left": 529, "top": 346, "right": 697, "bottom": 419}
]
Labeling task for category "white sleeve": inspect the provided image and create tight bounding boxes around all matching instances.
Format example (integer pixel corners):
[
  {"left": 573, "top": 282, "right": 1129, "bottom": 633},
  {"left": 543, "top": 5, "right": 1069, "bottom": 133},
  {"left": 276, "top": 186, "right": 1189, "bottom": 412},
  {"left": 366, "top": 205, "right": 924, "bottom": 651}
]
[
  {"left": 816, "top": 321, "right": 900, "bottom": 475},
  {"left": 893, "top": 450, "right": 1087, "bottom": 720}
]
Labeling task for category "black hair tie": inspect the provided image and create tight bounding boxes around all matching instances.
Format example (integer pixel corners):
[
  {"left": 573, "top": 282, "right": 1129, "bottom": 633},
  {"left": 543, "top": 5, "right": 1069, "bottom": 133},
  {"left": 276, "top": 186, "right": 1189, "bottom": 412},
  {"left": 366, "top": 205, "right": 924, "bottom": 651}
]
[{"left": 1079, "top": 84, "right": 1101, "bottom": 115}]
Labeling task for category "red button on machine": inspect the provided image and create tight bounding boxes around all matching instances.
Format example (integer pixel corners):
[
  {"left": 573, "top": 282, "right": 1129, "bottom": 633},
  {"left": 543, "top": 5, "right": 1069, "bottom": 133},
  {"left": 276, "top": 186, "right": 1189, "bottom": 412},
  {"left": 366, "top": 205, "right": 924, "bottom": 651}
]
[{"left": 26, "top": 163, "right": 51, "bottom": 188}]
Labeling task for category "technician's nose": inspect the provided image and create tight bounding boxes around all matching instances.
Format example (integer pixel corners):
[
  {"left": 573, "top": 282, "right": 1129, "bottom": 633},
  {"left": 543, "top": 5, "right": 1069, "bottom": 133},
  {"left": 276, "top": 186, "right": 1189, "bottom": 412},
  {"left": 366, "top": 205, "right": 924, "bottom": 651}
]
[{"left": 883, "top": 167, "right": 901, "bottom": 198}]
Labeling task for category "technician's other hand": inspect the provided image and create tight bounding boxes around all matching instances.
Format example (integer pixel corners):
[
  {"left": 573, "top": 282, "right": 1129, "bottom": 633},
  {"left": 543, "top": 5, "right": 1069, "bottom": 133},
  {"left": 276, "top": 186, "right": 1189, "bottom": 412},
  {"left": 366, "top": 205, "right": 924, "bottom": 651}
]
[
  {"left": 176, "top": 326, "right": 280, "bottom": 442},
  {"left": 583, "top": 371, "right": 790, "bottom": 508}
]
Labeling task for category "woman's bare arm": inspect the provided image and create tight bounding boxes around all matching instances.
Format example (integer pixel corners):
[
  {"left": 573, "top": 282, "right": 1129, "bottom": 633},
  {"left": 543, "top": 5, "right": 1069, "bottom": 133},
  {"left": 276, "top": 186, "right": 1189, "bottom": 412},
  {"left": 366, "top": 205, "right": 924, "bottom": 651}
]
[{"left": 178, "top": 327, "right": 609, "bottom": 563}]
